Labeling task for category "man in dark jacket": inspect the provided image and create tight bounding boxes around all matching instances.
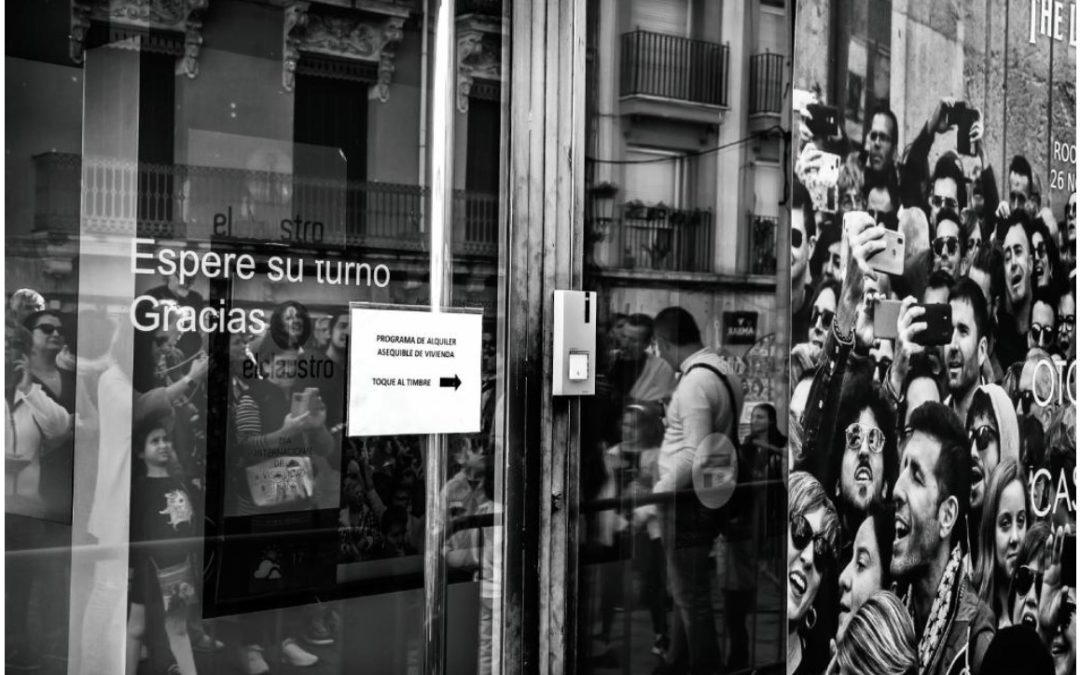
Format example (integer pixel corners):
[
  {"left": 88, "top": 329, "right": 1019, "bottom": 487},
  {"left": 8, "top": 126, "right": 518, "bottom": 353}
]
[{"left": 891, "top": 403, "right": 995, "bottom": 675}]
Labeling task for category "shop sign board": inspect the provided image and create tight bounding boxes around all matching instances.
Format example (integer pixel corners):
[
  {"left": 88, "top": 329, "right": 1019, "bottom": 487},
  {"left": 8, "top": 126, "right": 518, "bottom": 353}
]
[
  {"left": 347, "top": 304, "right": 482, "bottom": 436},
  {"left": 723, "top": 311, "right": 758, "bottom": 345}
]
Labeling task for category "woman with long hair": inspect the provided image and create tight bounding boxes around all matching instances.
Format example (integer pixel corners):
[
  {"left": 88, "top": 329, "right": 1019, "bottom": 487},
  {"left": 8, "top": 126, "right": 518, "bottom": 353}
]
[
  {"left": 974, "top": 458, "right": 1030, "bottom": 627},
  {"left": 829, "top": 591, "right": 917, "bottom": 675},
  {"left": 787, "top": 471, "right": 840, "bottom": 675}
]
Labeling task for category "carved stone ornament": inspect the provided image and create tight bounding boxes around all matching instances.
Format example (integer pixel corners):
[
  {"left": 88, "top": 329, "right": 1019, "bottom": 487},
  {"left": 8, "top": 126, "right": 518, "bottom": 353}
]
[
  {"left": 456, "top": 30, "right": 500, "bottom": 113},
  {"left": 282, "top": 1, "right": 310, "bottom": 92},
  {"left": 282, "top": 3, "right": 406, "bottom": 102},
  {"left": 69, "top": 0, "right": 208, "bottom": 73}
]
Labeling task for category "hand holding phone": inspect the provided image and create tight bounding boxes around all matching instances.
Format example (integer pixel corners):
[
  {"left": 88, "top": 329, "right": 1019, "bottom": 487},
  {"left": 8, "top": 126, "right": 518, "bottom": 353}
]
[{"left": 805, "top": 104, "right": 841, "bottom": 140}]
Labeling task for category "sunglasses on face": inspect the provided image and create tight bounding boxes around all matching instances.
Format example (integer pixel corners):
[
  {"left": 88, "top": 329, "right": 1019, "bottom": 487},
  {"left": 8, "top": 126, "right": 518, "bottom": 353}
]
[
  {"left": 1017, "top": 390, "right": 1037, "bottom": 416},
  {"left": 933, "top": 236, "right": 960, "bottom": 257},
  {"left": 930, "top": 195, "right": 959, "bottom": 212},
  {"left": 790, "top": 513, "right": 833, "bottom": 572},
  {"left": 1012, "top": 564, "right": 1042, "bottom": 599},
  {"left": 792, "top": 229, "right": 804, "bottom": 249},
  {"left": 874, "top": 357, "right": 893, "bottom": 381},
  {"left": 1030, "top": 323, "right": 1055, "bottom": 346},
  {"left": 970, "top": 425, "right": 999, "bottom": 452},
  {"left": 809, "top": 307, "right": 834, "bottom": 330},
  {"left": 33, "top": 324, "right": 63, "bottom": 337},
  {"left": 845, "top": 422, "right": 886, "bottom": 455}
]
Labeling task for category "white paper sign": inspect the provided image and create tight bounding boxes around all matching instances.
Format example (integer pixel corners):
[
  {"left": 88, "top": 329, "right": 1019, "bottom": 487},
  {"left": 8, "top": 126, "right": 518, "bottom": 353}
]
[{"left": 347, "top": 306, "right": 482, "bottom": 436}]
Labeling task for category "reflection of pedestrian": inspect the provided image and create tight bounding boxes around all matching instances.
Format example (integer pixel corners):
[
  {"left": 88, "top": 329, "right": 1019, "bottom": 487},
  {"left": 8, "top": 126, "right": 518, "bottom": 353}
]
[{"left": 651, "top": 307, "right": 743, "bottom": 674}]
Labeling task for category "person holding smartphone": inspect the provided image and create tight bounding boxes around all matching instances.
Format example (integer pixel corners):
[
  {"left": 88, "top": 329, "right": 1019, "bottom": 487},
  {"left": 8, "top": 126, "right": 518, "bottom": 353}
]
[{"left": 885, "top": 278, "right": 987, "bottom": 425}]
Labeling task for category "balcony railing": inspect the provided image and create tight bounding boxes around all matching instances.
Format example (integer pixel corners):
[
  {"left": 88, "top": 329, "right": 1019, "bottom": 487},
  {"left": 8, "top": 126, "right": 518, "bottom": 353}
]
[
  {"left": 749, "top": 213, "right": 778, "bottom": 276},
  {"left": 32, "top": 153, "right": 498, "bottom": 256},
  {"left": 749, "top": 52, "right": 784, "bottom": 115},
  {"left": 619, "top": 30, "right": 729, "bottom": 107},
  {"left": 597, "top": 204, "right": 714, "bottom": 273}
]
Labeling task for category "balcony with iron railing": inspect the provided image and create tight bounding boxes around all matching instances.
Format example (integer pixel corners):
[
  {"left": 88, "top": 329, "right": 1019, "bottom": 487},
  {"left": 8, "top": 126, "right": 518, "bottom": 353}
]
[
  {"left": 748, "top": 213, "right": 778, "bottom": 276},
  {"left": 32, "top": 152, "right": 499, "bottom": 257},
  {"left": 749, "top": 52, "right": 784, "bottom": 116},
  {"left": 589, "top": 202, "right": 715, "bottom": 274},
  {"left": 619, "top": 30, "right": 730, "bottom": 112}
]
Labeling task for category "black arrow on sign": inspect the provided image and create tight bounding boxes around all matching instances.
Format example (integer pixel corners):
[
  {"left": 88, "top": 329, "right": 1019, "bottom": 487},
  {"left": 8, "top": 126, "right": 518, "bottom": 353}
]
[{"left": 439, "top": 375, "right": 462, "bottom": 391}]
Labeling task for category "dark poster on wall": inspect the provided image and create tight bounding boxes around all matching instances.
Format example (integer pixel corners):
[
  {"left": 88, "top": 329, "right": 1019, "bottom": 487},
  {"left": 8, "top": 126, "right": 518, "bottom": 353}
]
[{"left": 723, "top": 311, "right": 758, "bottom": 345}]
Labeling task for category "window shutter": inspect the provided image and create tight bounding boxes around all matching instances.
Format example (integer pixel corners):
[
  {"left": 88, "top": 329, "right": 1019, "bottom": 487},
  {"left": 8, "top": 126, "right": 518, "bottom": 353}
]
[{"left": 630, "top": 0, "right": 689, "bottom": 37}]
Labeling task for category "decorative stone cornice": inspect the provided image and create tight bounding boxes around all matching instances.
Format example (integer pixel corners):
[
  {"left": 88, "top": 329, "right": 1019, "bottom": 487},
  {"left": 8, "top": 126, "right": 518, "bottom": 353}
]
[
  {"left": 455, "top": 14, "right": 502, "bottom": 113},
  {"left": 282, "top": 2, "right": 409, "bottom": 101},
  {"left": 69, "top": 0, "right": 208, "bottom": 74}
]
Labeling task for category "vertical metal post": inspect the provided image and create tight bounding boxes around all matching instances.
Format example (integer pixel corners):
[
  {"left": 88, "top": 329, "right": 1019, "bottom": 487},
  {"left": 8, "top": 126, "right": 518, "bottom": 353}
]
[{"left": 425, "top": 0, "right": 455, "bottom": 673}]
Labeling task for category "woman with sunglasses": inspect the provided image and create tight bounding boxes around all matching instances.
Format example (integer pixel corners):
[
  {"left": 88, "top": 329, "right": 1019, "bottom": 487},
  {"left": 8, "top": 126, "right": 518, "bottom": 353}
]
[
  {"left": 787, "top": 471, "right": 840, "bottom": 675},
  {"left": 1009, "top": 522, "right": 1052, "bottom": 630},
  {"left": 827, "top": 591, "right": 916, "bottom": 675},
  {"left": 973, "top": 459, "right": 1030, "bottom": 627}
]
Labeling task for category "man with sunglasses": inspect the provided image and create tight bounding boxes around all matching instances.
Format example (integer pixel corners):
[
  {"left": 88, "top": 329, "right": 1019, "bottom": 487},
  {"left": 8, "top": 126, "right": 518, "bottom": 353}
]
[
  {"left": 932, "top": 210, "right": 965, "bottom": 279},
  {"left": 832, "top": 376, "right": 898, "bottom": 562},
  {"left": 1029, "top": 293, "right": 1059, "bottom": 354},
  {"left": 965, "top": 384, "right": 1020, "bottom": 538},
  {"left": 1056, "top": 290, "right": 1075, "bottom": 358},
  {"left": 891, "top": 402, "right": 995, "bottom": 675}
]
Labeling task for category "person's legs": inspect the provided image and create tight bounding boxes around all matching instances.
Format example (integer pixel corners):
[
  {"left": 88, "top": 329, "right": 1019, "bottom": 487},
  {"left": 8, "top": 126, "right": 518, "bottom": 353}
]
[
  {"left": 163, "top": 611, "right": 197, "bottom": 675},
  {"left": 125, "top": 603, "right": 146, "bottom": 675},
  {"left": 644, "top": 535, "right": 669, "bottom": 638},
  {"left": 723, "top": 589, "right": 752, "bottom": 670},
  {"left": 662, "top": 505, "right": 720, "bottom": 674}
]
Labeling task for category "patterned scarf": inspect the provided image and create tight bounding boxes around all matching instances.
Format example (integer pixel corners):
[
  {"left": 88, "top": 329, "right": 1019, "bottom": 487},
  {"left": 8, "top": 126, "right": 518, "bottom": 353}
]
[{"left": 912, "top": 544, "right": 965, "bottom": 673}]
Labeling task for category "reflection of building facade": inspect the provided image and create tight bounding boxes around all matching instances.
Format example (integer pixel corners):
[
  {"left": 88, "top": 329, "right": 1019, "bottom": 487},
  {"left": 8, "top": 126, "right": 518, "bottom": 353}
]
[
  {"left": 7, "top": 0, "right": 506, "bottom": 315},
  {"left": 584, "top": 0, "right": 792, "bottom": 408}
]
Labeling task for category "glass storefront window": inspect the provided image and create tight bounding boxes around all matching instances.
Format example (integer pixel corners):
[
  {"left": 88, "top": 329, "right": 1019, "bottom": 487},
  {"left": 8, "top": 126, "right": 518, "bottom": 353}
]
[
  {"left": 7, "top": 1, "right": 511, "bottom": 673},
  {"left": 576, "top": 0, "right": 789, "bottom": 672}
]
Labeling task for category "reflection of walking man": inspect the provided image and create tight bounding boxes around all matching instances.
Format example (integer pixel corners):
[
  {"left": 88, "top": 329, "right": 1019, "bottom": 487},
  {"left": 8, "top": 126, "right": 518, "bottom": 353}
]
[{"left": 651, "top": 307, "right": 743, "bottom": 674}]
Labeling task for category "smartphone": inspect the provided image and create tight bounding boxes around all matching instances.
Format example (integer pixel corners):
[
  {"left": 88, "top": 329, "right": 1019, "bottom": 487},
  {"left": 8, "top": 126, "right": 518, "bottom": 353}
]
[
  {"left": 806, "top": 104, "right": 841, "bottom": 139},
  {"left": 1063, "top": 534, "right": 1076, "bottom": 587},
  {"left": 950, "top": 103, "right": 979, "bottom": 156},
  {"left": 913, "top": 303, "right": 953, "bottom": 346},
  {"left": 874, "top": 299, "right": 902, "bottom": 340},
  {"left": 291, "top": 390, "right": 312, "bottom": 416},
  {"left": 867, "top": 229, "right": 906, "bottom": 276}
]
